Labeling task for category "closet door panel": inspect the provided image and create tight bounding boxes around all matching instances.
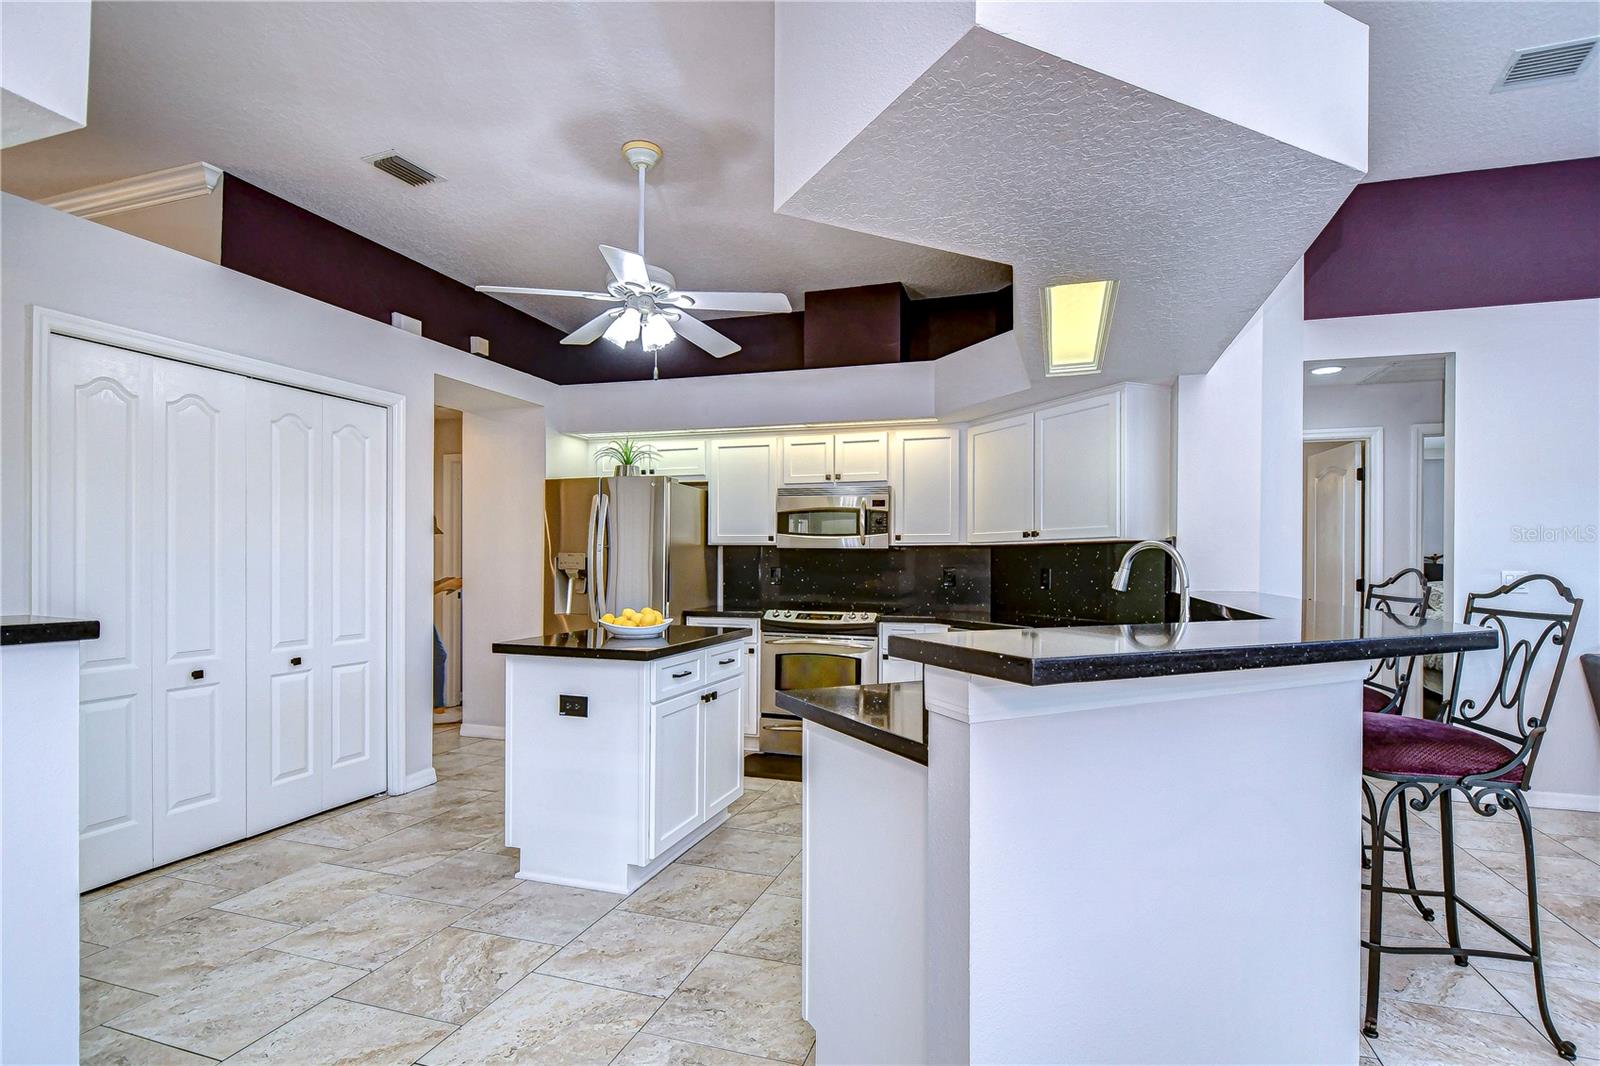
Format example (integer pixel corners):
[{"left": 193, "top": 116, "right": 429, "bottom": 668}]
[
  {"left": 322, "top": 397, "right": 388, "bottom": 806},
  {"left": 150, "top": 359, "right": 249, "bottom": 864},
  {"left": 43, "top": 337, "right": 156, "bottom": 889},
  {"left": 247, "top": 382, "right": 326, "bottom": 833}
]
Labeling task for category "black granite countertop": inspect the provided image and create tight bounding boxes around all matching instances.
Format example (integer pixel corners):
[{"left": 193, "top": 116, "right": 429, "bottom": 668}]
[
  {"left": 886, "top": 593, "right": 1498, "bottom": 686},
  {"left": 684, "top": 606, "right": 1021, "bottom": 630},
  {"left": 493, "top": 625, "right": 750, "bottom": 661},
  {"left": 776, "top": 682, "right": 928, "bottom": 764},
  {"left": 1, "top": 615, "right": 100, "bottom": 646}
]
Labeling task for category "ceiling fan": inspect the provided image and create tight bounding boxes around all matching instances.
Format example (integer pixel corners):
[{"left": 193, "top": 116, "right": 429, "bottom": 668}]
[{"left": 476, "top": 140, "right": 792, "bottom": 370}]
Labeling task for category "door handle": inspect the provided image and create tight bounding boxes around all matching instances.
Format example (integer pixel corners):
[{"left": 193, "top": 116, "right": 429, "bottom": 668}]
[
  {"left": 191, "top": 669, "right": 204, "bottom": 680},
  {"left": 290, "top": 656, "right": 303, "bottom": 666}
]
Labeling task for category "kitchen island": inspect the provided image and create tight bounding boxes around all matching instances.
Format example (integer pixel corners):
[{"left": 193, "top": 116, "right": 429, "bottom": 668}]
[
  {"left": 780, "top": 594, "right": 1498, "bottom": 1066},
  {"left": 495, "top": 624, "right": 751, "bottom": 893}
]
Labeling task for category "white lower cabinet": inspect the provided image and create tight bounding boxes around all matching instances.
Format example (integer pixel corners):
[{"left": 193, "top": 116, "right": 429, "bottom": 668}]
[
  {"left": 649, "top": 690, "right": 704, "bottom": 856},
  {"left": 878, "top": 623, "right": 948, "bottom": 683},
  {"left": 38, "top": 335, "right": 389, "bottom": 889},
  {"left": 685, "top": 616, "right": 761, "bottom": 743}
]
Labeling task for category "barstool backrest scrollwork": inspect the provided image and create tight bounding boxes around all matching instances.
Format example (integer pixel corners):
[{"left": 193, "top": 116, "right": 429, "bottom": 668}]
[
  {"left": 1442, "top": 573, "right": 1583, "bottom": 790},
  {"left": 1363, "top": 568, "right": 1434, "bottom": 713}
]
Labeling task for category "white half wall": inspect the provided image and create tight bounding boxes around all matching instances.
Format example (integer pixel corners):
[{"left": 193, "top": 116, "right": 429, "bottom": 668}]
[
  {"left": 1, "top": 193, "right": 559, "bottom": 785},
  {"left": 1305, "top": 300, "right": 1600, "bottom": 808}
]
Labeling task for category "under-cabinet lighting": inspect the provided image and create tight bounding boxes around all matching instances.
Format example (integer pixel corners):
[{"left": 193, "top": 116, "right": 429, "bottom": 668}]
[
  {"left": 1042, "top": 279, "right": 1116, "bottom": 376},
  {"left": 1310, "top": 365, "right": 1344, "bottom": 376}
]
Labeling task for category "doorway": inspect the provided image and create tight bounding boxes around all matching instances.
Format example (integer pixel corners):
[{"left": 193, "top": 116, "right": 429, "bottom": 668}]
[
  {"left": 434, "top": 406, "right": 464, "bottom": 726},
  {"left": 1303, "top": 437, "right": 1370, "bottom": 624}
]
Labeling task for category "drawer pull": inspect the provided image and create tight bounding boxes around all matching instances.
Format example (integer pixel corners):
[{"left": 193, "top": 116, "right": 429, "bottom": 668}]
[
  {"left": 191, "top": 669, "right": 204, "bottom": 680},
  {"left": 718, "top": 657, "right": 736, "bottom": 666},
  {"left": 671, "top": 669, "right": 692, "bottom": 679}
]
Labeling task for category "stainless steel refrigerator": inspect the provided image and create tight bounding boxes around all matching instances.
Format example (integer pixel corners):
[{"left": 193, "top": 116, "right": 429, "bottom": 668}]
[{"left": 544, "top": 476, "right": 714, "bottom": 634}]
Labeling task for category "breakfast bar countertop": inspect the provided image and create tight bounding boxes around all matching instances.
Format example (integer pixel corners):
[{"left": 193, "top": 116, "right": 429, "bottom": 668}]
[
  {"left": 776, "top": 682, "right": 928, "bottom": 764},
  {"left": 492, "top": 624, "right": 749, "bottom": 661}
]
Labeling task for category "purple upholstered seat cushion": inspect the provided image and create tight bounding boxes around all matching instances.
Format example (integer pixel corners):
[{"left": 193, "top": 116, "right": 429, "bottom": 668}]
[
  {"left": 1363, "top": 685, "right": 1398, "bottom": 714},
  {"left": 1362, "top": 712, "right": 1523, "bottom": 783}
]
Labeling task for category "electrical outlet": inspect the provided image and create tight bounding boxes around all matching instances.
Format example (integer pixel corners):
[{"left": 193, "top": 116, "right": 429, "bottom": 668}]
[
  {"left": 559, "top": 694, "right": 588, "bottom": 718},
  {"left": 941, "top": 566, "right": 959, "bottom": 589},
  {"left": 1039, "top": 567, "right": 1052, "bottom": 591},
  {"left": 1501, "top": 570, "right": 1531, "bottom": 593},
  {"left": 768, "top": 566, "right": 782, "bottom": 582}
]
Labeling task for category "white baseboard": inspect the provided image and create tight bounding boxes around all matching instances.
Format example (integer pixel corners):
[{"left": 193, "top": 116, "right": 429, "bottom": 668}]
[
  {"left": 1526, "top": 790, "right": 1600, "bottom": 813},
  {"left": 460, "top": 723, "right": 505, "bottom": 740},
  {"left": 397, "top": 768, "right": 437, "bottom": 795}
]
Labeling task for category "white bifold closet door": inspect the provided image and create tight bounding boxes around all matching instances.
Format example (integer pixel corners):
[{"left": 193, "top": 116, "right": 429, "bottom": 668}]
[{"left": 246, "top": 382, "right": 388, "bottom": 833}]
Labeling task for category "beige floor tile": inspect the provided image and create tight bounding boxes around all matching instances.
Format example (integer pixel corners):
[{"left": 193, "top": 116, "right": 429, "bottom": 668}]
[
  {"left": 766, "top": 857, "right": 801, "bottom": 900},
  {"left": 741, "top": 776, "right": 776, "bottom": 793},
  {"left": 107, "top": 947, "right": 364, "bottom": 1059},
  {"left": 367, "top": 783, "right": 492, "bottom": 819},
  {"left": 278, "top": 806, "right": 430, "bottom": 850},
  {"left": 623, "top": 865, "right": 772, "bottom": 927},
  {"left": 614, "top": 1033, "right": 787, "bottom": 1065},
  {"left": 419, "top": 972, "right": 657, "bottom": 1065},
  {"left": 1542, "top": 891, "right": 1600, "bottom": 945},
  {"left": 82, "top": 940, "right": 107, "bottom": 959},
  {"left": 80, "top": 909, "right": 293, "bottom": 995},
  {"left": 226, "top": 997, "right": 455, "bottom": 1065},
  {"left": 438, "top": 761, "right": 504, "bottom": 792},
  {"left": 1535, "top": 809, "right": 1600, "bottom": 864},
  {"left": 79, "top": 877, "right": 238, "bottom": 947},
  {"left": 212, "top": 863, "right": 403, "bottom": 926},
  {"left": 461, "top": 738, "right": 504, "bottom": 756},
  {"left": 1479, "top": 968, "right": 1598, "bottom": 1052},
  {"left": 1475, "top": 847, "right": 1599, "bottom": 897},
  {"left": 1461, "top": 908, "right": 1600, "bottom": 982},
  {"left": 385, "top": 850, "right": 520, "bottom": 909},
  {"left": 723, "top": 791, "right": 761, "bottom": 816},
  {"left": 431, "top": 749, "right": 500, "bottom": 775},
  {"left": 716, "top": 895, "right": 801, "bottom": 965},
  {"left": 755, "top": 782, "right": 801, "bottom": 805},
  {"left": 433, "top": 729, "right": 465, "bottom": 755},
  {"left": 271, "top": 892, "right": 469, "bottom": 970},
  {"left": 338, "top": 926, "right": 556, "bottom": 1025},
  {"left": 1365, "top": 997, "right": 1566, "bottom": 1065},
  {"left": 469, "top": 834, "right": 518, "bottom": 858},
  {"left": 725, "top": 803, "right": 802, "bottom": 837},
  {"left": 538, "top": 909, "right": 725, "bottom": 997},
  {"left": 1360, "top": 937, "right": 1519, "bottom": 1016},
  {"left": 323, "top": 824, "right": 484, "bottom": 877},
  {"left": 413, "top": 796, "right": 505, "bottom": 839},
  {"left": 80, "top": 1025, "right": 215, "bottom": 1065},
  {"left": 454, "top": 879, "right": 621, "bottom": 946},
  {"left": 678, "top": 829, "right": 801, "bottom": 877},
  {"left": 645, "top": 951, "right": 814, "bottom": 1064},
  {"left": 172, "top": 838, "right": 345, "bottom": 893},
  {"left": 80, "top": 977, "right": 155, "bottom": 1032}
]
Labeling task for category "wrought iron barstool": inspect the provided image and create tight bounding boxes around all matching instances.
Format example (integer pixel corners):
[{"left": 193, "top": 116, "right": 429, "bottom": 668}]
[{"left": 1361, "top": 573, "right": 1584, "bottom": 1059}]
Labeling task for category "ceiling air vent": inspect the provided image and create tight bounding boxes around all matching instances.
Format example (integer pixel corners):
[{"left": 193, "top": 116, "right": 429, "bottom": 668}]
[
  {"left": 1496, "top": 37, "right": 1597, "bottom": 89},
  {"left": 368, "top": 152, "right": 439, "bottom": 187}
]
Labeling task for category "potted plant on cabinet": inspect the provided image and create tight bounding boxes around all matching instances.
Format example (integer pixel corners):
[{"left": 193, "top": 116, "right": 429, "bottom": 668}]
[{"left": 594, "top": 438, "right": 661, "bottom": 476}]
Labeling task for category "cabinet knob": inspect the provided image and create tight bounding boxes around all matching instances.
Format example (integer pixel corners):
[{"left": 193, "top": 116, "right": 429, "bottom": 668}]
[
  {"left": 767, "top": 535, "right": 775, "bottom": 541},
  {"left": 747, "top": 646, "right": 755, "bottom": 655},
  {"left": 895, "top": 534, "right": 903, "bottom": 541},
  {"left": 290, "top": 656, "right": 303, "bottom": 666},
  {"left": 191, "top": 669, "right": 204, "bottom": 680}
]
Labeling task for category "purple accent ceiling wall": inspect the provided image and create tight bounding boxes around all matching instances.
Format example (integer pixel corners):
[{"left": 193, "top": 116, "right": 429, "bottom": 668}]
[
  {"left": 221, "top": 175, "right": 1011, "bottom": 384},
  {"left": 1304, "top": 158, "right": 1600, "bottom": 320}
]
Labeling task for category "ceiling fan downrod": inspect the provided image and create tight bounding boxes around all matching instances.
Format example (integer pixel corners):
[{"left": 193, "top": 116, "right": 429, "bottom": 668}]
[{"left": 620, "top": 140, "right": 661, "bottom": 262}]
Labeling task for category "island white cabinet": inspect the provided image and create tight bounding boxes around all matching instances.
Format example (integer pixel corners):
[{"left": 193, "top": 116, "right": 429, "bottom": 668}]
[
  {"left": 709, "top": 436, "right": 779, "bottom": 544},
  {"left": 781, "top": 431, "right": 889, "bottom": 485},
  {"left": 965, "top": 412, "right": 1035, "bottom": 541},
  {"left": 504, "top": 635, "right": 747, "bottom": 893},
  {"left": 890, "top": 427, "right": 961, "bottom": 544},
  {"left": 685, "top": 615, "right": 761, "bottom": 745}
]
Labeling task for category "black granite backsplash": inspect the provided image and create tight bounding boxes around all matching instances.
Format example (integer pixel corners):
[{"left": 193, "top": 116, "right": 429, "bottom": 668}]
[{"left": 721, "top": 542, "right": 1169, "bottom": 625}]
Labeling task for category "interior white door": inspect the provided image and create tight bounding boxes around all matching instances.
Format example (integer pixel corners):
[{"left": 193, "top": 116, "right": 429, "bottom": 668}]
[
  {"left": 965, "top": 413, "right": 1035, "bottom": 542},
  {"left": 42, "top": 337, "right": 156, "bottom": 889},
  {"left": 246, "top": 381, "right": 326, "bottom": 833},
  {"left": 781, "top": 434, "right": 834, "bottom": 485},
  {"left": 150, "top": 358, "right": 249, "bottom": 865},
  {"left": 890, "top": 428, "right": 959, "bottom": 544},
  {"left": 321, "top": 394, "right": 389, "bottom": 808},
  {"left": 1036, "top": 393, "right": 1121, "bottom": 541},
  {"left": 1304, "top": 441, "right": 1365, "bottom": 635},
  {"left": 833, "top": 431, "right": 889, "bottom": 482},
  {"left": 441, "top": 453, "right": 463, "bottom": 707}
]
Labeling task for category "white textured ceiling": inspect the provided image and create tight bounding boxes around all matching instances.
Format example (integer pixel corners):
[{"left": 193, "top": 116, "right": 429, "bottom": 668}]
[
  {"left": 1330, "top": 0, "right": 1600, "bottom": 182},
  {"left": 1305, "top": 354, "right": 1448, "bottom": 387},
  {"left": 0, "top": 1, "right": 1009, "bottom": 329}
]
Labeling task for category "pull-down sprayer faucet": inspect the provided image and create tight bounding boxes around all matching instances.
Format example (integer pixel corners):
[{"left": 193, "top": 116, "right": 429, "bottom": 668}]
[{"left": 1111, "top": 541, "right": 1190, "bottom": 624}]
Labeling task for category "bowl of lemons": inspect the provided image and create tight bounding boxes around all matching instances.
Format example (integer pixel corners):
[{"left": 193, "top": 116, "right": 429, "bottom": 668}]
[{"left": 598, "top": 607, "right": 671, "bottom": 638}]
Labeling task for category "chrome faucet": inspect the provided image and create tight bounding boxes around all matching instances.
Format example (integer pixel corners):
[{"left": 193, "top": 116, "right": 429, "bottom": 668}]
[{"left": 1111, "top": 540, "right": 1190, "bottom": 624}]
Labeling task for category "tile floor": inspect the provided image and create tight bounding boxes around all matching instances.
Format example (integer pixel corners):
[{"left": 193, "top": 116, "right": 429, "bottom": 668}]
[{"left": 77, "top": 727, "right": 1597, "bottom": 1064}]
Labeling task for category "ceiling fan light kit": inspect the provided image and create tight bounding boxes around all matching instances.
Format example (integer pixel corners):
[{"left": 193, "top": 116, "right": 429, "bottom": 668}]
[{"left": 476, "top": 139, "right": 792, "bottom": 376}]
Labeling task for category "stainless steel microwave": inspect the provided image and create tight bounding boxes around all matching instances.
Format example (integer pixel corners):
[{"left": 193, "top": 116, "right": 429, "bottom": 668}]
[{"left": 774, "top": 484, "right": 891, "bottom": 549}]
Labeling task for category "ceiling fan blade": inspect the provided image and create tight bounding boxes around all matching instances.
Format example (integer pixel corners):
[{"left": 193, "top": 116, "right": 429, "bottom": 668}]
[
  {"left": 599, "top": 244, "right": 650, "bottom": 288},
  {"left": 476, "top": 285, "right": 614, "bottom": 300},
  {"left": 670, "top": 313, "right": 742, "bottom": 358},
  {"left": 668, "top": 291, "right": 793, "bottom": 314},
  {"left": 561, "top": 309, "right": 620, "bottom": 346}
]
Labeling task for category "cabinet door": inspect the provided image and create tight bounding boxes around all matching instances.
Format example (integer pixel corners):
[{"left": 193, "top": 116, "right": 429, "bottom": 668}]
[
  {"left": 150, "top": 358, "right": 249, "bottom": 865},
  {"left": 1036, "top": 393, "right": 1121, "bottom": 540},
  {"left": 650, "top": 690, "right": 703, "bottom": 857},
  {"left": 321, "top": 396, "right": 389, "bottom": 809},
  {"left": 701, "top": 682, "right": 745, "bottom": 815},
  {"left": 780, "top": 434, "right": 834, "bottom": 485},
  {"left": 709, "top": 437, "right": 779, "bottom": 544},
  {"left": 965, "top": 413, "right": 1035, "bottom": 542},
  {"left": 643, "top": 439, "right": 707, "bottom": 480},
  {"left": 833, "top": 431, "right": 889, "bottom": 482},
  {"left": 890, "top": 428, "right": 959, "bottom": 544},
  {"left": 742, "top": 638, "right": 761, "bottom": 738}
]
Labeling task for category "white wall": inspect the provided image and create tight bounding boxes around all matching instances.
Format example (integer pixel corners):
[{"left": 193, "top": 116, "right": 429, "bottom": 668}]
[
  {"left": 1304, "top": 379, "right": 1445, "bottom": 579},
  {"left": 0, "top": 1, "right": 91, "bottom": 148},
  {"left": 1304, "top": 300, "right": 1600, "bottom": 809},
  {"left": 1, "top": 193, "right": 557, "bottom": 784},
  {"left": 1175, "top": 262, "right": 1304, "bottom": 598}
]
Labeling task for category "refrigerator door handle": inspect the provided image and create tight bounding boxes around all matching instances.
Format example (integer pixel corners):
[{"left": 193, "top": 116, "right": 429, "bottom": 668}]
[
  {"left": 585, "top": 493, "right": 601, "bottom": 621},
  {"left": 594, "top": 492, "right": 610, "bottom": 618}
]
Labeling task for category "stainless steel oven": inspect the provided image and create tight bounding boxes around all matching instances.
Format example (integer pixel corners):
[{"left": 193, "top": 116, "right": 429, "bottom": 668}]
[
  {"left": 759, "top": 610, "right": 878, "bottom": 755},
  {"left": 774, "top": 485, "right": 891, "bottom": 549}
]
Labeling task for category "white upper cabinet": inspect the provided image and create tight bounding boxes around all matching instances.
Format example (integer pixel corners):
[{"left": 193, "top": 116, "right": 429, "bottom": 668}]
[
  {"left": 709, "top": 436, "right": 780, "bottom": 544},
  {"left": 890, "top": 427, "right": 960, "bottom": 544},
  {"left": 641, "top": 439, "right": 707, "bottom": 480},
  {"left": 965, "top": 413, "right": 1035, "bottom": 542},
  {"left": 1036, "top": 392, "right": 1120, "bottom": 541},
  {"left": 780, "top": 434, "right": 834, "bottom": 485},
  {"left": 833, "top": 430, "right": 889, "bottom": 482}
]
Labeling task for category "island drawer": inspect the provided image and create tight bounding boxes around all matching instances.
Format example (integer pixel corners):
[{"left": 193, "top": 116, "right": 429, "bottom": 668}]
[
  {"left": 705, "top": 645, "right": 744, "bottom": 682},
  {"left": 652, "top": 652, "right": 704, "bottom": 701}
]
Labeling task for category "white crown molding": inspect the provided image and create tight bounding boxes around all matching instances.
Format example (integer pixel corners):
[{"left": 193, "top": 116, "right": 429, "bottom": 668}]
[{"left": 40, "top": 162, "right": 222, "bottom": 220}]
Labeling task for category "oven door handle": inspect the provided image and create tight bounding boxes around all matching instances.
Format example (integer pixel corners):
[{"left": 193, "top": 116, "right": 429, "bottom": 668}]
[{"left": 764, "top": 637, "right": 876, "bottom": 649}]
